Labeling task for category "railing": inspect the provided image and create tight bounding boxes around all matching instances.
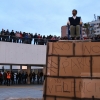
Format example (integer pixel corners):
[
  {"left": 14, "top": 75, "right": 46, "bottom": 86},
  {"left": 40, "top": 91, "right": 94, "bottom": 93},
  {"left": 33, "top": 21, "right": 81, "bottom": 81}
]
[
  {"left": 0, "top": 35, "right": 59, "bottom": 45},
  {"left": 0, "top": 35, "right": 99, "bottom": 45}
]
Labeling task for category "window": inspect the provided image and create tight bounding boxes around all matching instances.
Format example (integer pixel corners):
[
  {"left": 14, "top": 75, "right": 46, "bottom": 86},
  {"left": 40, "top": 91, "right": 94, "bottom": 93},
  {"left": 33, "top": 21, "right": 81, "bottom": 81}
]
[
  {"left": 31, "top": 66, "right": 43, "bottom": 69},
  {"left": 0, "top": 65, "right": 10, "bottom": 69},
  {"left": 12, "top": 65, "right": 20, "bottom": 69},
  {"left": 22, "top": 66, "right": 27, "bottom": 69}
]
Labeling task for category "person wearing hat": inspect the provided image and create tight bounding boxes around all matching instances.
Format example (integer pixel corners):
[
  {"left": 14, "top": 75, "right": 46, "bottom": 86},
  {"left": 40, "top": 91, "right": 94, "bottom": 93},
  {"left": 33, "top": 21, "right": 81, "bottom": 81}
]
[{"left": 67, "top": 9, "right": 82, "bottom": 40}]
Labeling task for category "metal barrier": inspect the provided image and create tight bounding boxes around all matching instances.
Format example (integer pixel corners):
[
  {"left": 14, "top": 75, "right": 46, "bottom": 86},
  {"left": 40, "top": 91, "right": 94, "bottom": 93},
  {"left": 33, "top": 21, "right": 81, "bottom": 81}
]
[
  {"left": 67, "top": 25, "right": 82, "bottom": 40},
  {"left": 0, "top": 35, "right": 59, "bottom": 44}
]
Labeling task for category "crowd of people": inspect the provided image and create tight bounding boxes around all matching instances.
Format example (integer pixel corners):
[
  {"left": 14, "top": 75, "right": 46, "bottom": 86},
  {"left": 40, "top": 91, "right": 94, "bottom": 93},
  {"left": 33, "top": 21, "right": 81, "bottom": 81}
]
[
  {"left": 0, "top": 71, "right": 44, "bottom": 86},
  {"left": 0, "top": 29, "right": 61, "bottom": 45},
  {"left": 0, "top": 29, "right": 100, "bottom": 46}
]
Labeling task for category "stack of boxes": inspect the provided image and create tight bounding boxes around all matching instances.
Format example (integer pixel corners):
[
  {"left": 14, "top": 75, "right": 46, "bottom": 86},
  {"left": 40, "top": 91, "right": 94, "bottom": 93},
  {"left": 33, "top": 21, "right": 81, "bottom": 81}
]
[{"left": 43, "top": 41, "right": 100, "bottom": 100}]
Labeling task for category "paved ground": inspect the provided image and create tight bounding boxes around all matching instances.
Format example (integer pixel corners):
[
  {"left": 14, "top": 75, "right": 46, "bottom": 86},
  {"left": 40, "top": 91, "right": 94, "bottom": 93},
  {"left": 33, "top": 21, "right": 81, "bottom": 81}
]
[{"left": 0, "top": 85, "right": 43, "bottom": 100}]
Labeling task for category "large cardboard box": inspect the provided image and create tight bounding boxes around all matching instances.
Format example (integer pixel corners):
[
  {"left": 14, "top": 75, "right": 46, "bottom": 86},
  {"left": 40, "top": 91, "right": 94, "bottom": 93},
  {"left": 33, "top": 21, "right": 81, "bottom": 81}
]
[
  {"left": 48, "top": 42, "right": 73, "bottom": 56},
  {"left": 44, "top": 41, "right": 100, "bottom": 100},
  {"left": 46, "top": 77, "right": 81, "bottom": 98},
  {"left": 46, "top": 77, "right": 75, "bottom": 97},
  {"left": 75, "top": 42, "right": 100, "bottom": 56},
  {"left": 48, "top": 41, "right": 100, "bottom": 56},
  {"left": 59, "top": 57, "right": 90, "bottom": 77},
  {"left": 44, "top": 77, "right": 81, "bottom": 98},
  {"left": 47, "top": 56, "right": 58, "bottom": 76},
  {"left": 44, "top": 77, "right": 100, "bottom": 99},
  {"left": 81, "top": 79, "right": 100, "bottom": 98},
  {"left": 43, "top": 97, "right": 72, "bottom": 100},
  {"left": 92, "top": 57, "right": 100, "bottom": 76},
  {"left": 56, "top": 98, "right": 73, "bottom": 100},
  {"left": 81, "top": 73, "right": 100, "bottom": 99},
  {"left": 47, "top": 56, "right": 91, "bottom": 77},
  {"left": 44, "top": 97, "right": 55, "bottom": 100}
]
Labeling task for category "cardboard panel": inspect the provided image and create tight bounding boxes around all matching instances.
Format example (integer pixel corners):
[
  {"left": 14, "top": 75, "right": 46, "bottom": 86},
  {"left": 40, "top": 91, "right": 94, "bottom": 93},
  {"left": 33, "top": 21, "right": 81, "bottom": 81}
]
[
  {"left": 75, "top": 42, "right": 100, "bottom": 55},
  {"left": 92, "top": 57, "right": 100, "bottom": 76},
  {"left": 45, "top": 97, "right": 55, "bottom": 100},
  {"left": 44, "top": 78, "right": 100, "bottom": 99},
  {"left": 74, "top": 78, "right": 100, "bottom": 99},
  {"left": 48, "top": 42, "right": 73, "bottom": 55},
  {"left": 43, "top": 97, "right": 73, "bottom": 100},
  {"left": 75, "top": 79, "right": 81, "bottom": 98},
  {"left": 80, "top": 73, "right": 100, "bottom": 98},
  {"left": 81, "top": 79, "right": 100, "bottom": 98},
  {"left": 47, "top": 56, "right": 58, "bottom": 76},
  {"left": 48, "top": 42, "right": 53, "bottom": 55},
  {"left": 44, "top": 97, "right": 73, "bottom": 100},
  {"left": 56, "top": 98, "right": 73, "bottom": 100},
  {"left": 46, "top": 77, "right": 74, "bottom": 97},
  {"left": 59, "top": 57, "right": 90, "bottom": 76}
]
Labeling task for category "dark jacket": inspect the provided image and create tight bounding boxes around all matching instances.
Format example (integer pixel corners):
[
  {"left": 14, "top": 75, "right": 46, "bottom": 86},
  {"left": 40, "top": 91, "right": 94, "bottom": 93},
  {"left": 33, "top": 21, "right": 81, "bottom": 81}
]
[{"left": 69, "top": 17, "right": 81, "bottom": 26}]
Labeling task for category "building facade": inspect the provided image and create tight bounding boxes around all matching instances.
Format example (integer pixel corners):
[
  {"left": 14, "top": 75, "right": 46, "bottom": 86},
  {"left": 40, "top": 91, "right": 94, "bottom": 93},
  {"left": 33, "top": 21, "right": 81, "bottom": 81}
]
[
  {"left": 89, "top": 16, "right": 100, "bottom": 35},
  {"left": 0, "top": 42, "right": 46, "bottom": 84},
  {"left": 61, "top": 25, "right": 68, "bottom": 37}
]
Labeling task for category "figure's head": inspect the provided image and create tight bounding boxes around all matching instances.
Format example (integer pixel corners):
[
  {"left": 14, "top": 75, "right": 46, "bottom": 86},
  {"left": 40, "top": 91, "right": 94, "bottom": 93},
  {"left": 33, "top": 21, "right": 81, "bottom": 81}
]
[{"left": 72, "top": 9, "right": 77, "bottom": 16}]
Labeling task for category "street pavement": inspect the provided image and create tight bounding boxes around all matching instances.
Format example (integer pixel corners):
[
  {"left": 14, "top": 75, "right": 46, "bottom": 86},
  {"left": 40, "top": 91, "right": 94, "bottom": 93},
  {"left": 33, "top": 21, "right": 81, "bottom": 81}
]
[{"left": 0, "top": 85, "right": 43, "bottom": 100}]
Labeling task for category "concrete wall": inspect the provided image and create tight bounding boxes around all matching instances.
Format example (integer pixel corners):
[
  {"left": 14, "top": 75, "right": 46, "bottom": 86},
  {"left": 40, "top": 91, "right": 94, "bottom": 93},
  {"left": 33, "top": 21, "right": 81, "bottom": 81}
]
[{"left": 0, "top": 42, "right": 46, "bottom": 65}]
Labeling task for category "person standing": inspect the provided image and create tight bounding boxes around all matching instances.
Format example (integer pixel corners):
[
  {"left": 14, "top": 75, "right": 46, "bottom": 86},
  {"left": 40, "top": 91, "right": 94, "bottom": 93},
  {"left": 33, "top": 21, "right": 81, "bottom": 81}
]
[
  {"left": 19, "top": 31, "right": 23, "bottom": 43},
  {"left": 25, "top": 72, "right": 28, "bottom": 84},
  {"left": 43, "top": 35, "right": 47, "bottom": 45},
  {"left": 34, "top": 33, "right": 38, "bottom": 45},
  {"left": 0, "top": 71, "right": 3, "bottom": 85},
  {"left": 37, "top": 72, "right": 40, "bottom": 84},
  {"left": 11, "top": 71, "right": 14, "bottom": 85},
  {"left": 16, "top": 72, "right": 18, "bottom": 84},
  {"left": 7, "top": 71, "right": 11, "bottom": 86},
  {"left": 21, "top": 71, "right": 25, "bottom": 84},
  {"left": 29, "top": 72, "right": 32, "bottom": 84},
  {"left": 10, "top": 30, "right": 15, "bottom": 42},
  {"left": 18, "top": 72, "right": 21, "bottom": 84},
  {"left": 15, "top": 31, "right": 20, "bottom": 43},
  {"left": 40, "top": 71, "right": 43, "bottom": 83},
  {"left": 3, "top": 71, "right": 7, "bottom": 85},
  {"left": 5, "top": 29, "right": 10, "bottom": 42},
  {"left": 37, "top": 34, "right": 41, "bottom": 45},
  {"left": 32, "top": 72, "right": 36, "bottom": 84},
  {"left": 1, "top": 29, "right": 6, "bottom": 41}
]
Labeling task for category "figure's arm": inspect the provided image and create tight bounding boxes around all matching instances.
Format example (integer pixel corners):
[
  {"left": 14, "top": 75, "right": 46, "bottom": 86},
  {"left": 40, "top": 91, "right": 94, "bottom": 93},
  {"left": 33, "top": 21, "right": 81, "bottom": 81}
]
[
  {"left": 80, "top": 18, "right": 82, "bottom": 25},
  {"left": 67, "top": 18, "right": 70, "bottom": 25}
]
